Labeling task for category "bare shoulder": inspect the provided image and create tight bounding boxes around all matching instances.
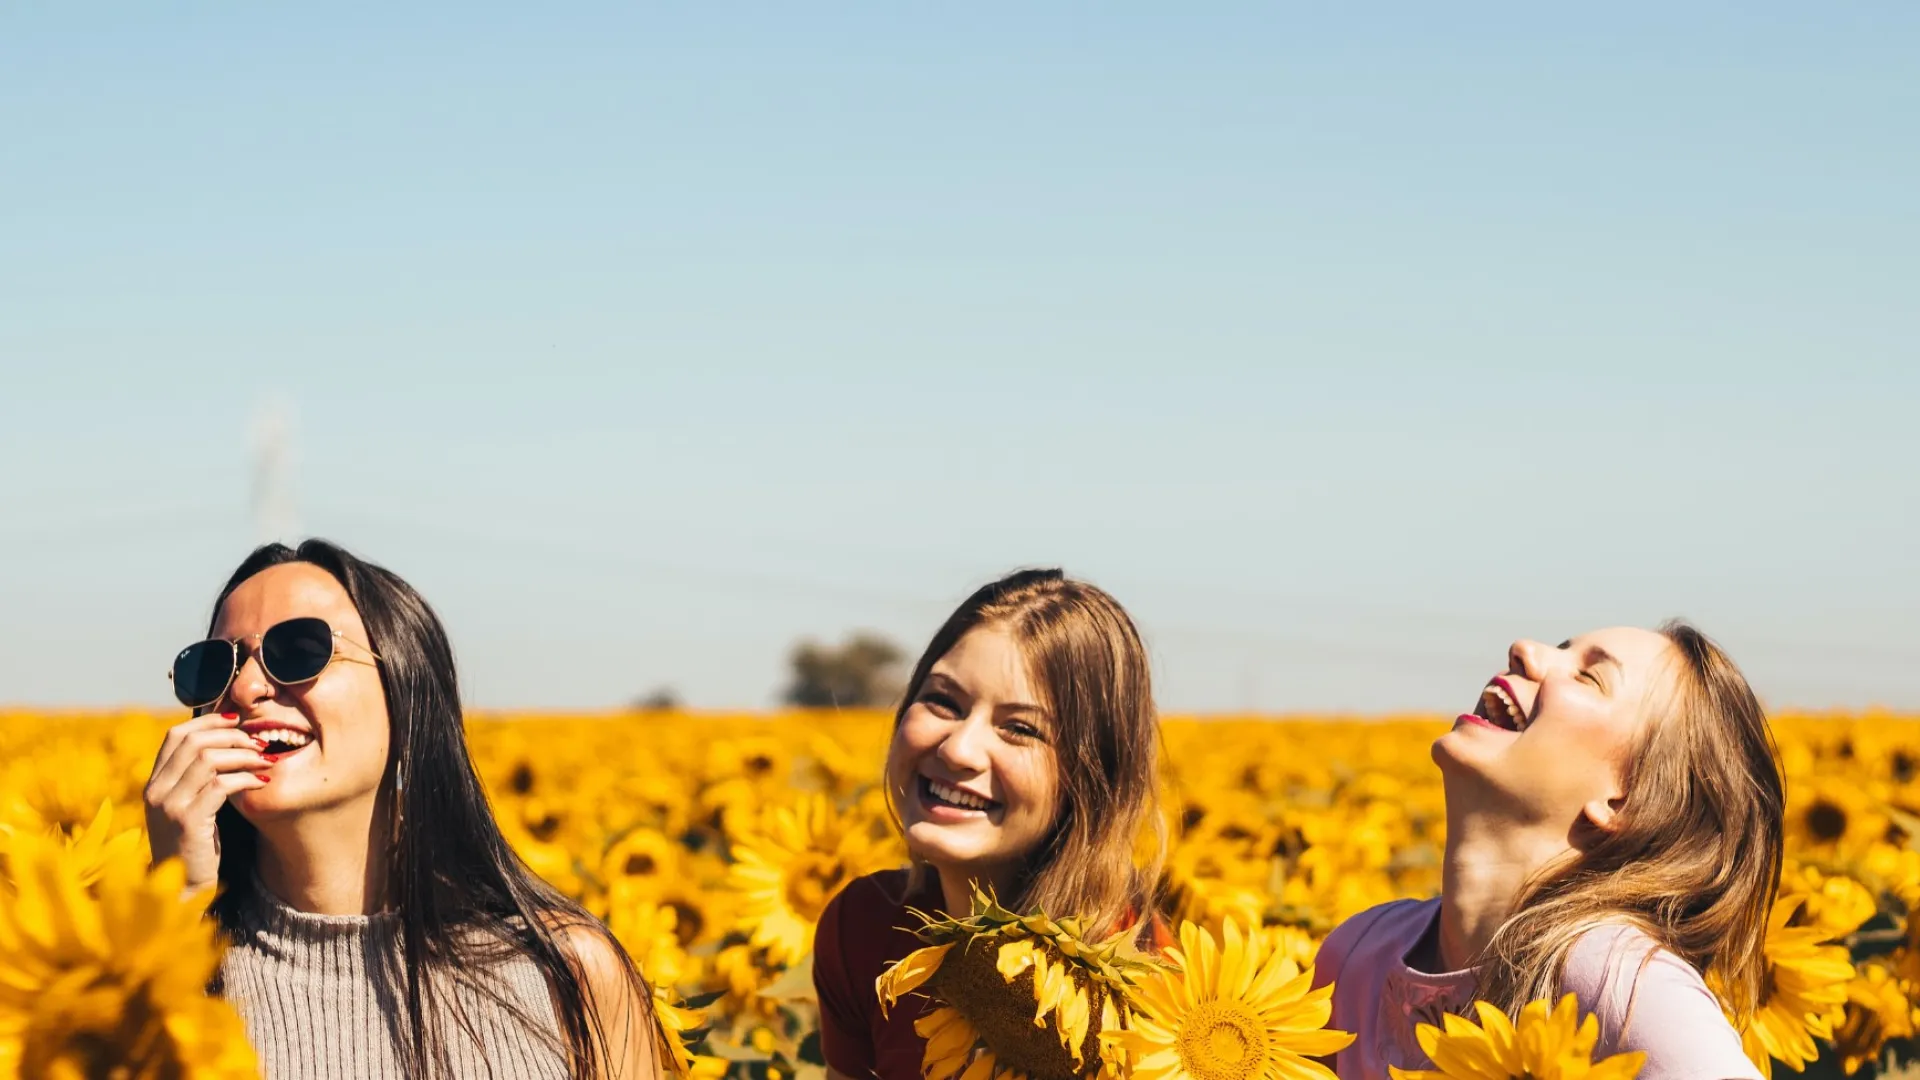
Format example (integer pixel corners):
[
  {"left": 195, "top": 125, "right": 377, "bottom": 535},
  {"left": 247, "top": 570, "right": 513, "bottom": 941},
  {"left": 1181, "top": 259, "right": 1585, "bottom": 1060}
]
[
  {"left": 541, "top": 912, "right": 666, "bottom": 1079},
  {"left": 544, "top": 913, "right": 640, "bottom": 993}
]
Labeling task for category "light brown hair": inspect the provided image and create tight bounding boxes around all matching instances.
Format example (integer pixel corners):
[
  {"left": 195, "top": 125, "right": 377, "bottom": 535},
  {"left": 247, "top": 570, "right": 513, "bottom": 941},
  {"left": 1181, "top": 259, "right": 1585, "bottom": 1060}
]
[
  {"left": 893, "top": 568, "right": 1164, "bottom": 942},
  {"left": 1475, "top": 620, "right": 1785, "bottom": 1022}
]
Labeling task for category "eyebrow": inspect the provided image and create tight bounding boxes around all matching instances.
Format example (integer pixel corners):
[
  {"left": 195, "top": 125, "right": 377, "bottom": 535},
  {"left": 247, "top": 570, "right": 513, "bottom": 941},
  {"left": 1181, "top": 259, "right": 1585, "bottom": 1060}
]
[
  {"left": 917, "top": 672, "right": 1044, "bottom": 714},
  {"left": 1557, "top": 641, "right": 1622, "bottom": 670},
  {"left": 924, "top": 671, "right": 1045, "bottom": 716}
]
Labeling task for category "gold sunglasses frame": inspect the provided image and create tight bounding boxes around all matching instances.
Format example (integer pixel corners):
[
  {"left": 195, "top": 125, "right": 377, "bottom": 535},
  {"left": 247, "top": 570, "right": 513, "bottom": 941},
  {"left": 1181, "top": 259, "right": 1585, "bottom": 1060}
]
[{"left": 168, "top": 618, "right": 383, "bottom": 710}]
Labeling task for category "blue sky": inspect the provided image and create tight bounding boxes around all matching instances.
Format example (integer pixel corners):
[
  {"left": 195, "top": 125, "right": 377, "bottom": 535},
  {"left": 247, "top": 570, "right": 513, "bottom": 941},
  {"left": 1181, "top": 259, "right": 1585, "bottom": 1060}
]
[{"left": 3, "top": 4, "right": 1915, "bottom": 711}]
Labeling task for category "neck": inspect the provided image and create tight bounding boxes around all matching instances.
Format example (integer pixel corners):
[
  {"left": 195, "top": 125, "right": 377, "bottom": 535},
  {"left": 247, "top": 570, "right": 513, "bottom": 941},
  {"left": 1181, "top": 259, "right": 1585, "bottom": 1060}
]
[
  {"left": 1434, "top": 800, "right": 1572, "bottom": 973},
  {"left": 253, "top": 797, "right": 391, "bottom": 916},
  {"left": 932, "top": 861, "right": 1019, "bottom": 919}
]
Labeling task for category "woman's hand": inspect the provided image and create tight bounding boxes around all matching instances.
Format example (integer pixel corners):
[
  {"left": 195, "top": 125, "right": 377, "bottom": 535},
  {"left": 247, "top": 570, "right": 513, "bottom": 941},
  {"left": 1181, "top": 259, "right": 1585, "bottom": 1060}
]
[{"left": 143, "top": 711, "right": 271, "bottom": 894}]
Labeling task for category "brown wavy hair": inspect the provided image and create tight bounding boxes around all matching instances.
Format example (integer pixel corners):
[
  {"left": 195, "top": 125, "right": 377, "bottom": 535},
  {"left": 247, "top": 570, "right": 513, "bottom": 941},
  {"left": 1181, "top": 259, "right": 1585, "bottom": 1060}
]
[
  {"left": 892, "top": 568, "right": 1164, "bottom": 942},
  {"left": 1474, "top": 620, "right": 1785, "bottom": 1023}
]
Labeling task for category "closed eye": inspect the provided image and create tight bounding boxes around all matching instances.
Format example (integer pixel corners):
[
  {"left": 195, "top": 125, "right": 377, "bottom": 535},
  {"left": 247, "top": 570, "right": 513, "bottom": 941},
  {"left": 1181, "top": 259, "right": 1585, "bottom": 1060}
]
[{"left": 921, "top": 691, "right": 963, "bottom": 718}]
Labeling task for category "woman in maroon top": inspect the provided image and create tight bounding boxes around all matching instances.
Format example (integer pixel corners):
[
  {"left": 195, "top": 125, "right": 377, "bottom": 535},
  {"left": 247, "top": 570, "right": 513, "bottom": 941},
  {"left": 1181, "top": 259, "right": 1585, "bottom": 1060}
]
[{"left": 812, "top": 569, "right": 1166, "bottom": 1080}]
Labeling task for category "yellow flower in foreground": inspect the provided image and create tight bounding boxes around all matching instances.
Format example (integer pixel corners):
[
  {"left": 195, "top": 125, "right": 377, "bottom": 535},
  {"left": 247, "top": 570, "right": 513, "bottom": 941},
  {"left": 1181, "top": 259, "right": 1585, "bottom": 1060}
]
[
  {"left": 0, "top": 830, "right": 259, "bottom": 1080},
  {"left": 0, "top": 744, "right": 139, "bottom": 842},
  {"left": 728, "top": 794, "right": 896, "bottom": 966},
  {"left": 1388, "top": 994, "right": 1644, "bottom": 1080},
  {"left": 878, "top": 888, "right": 1152, "bottom": 1079},
  {"left": 1107, "top": 918, "right": 1351, "bottom": 1080},
  {"left": 649, "top": 983, "right": 715, "bottom": 1079},
  {"left": 1732, "top": 893, "right": 1856, "bottom": 1078},
  {"left": 0, "top": 800, "right": 146, "bottom": 891}
]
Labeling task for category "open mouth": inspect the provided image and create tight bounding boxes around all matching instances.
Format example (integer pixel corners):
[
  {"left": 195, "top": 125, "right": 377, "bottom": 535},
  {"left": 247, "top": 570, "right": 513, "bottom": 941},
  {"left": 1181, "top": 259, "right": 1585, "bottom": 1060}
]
[
  {"left": 249, "top": 726, "right": 315, "bottom": 758},
  {"left": 1471, "top": 680, "right": 1529, "bottom": 733},
  {"left": 918, "top": 775, "right": 999, "bottom": 815}
]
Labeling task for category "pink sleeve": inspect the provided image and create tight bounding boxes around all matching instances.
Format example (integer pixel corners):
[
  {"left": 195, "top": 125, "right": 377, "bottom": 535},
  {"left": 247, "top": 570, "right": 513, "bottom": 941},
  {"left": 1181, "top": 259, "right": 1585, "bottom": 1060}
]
[
  {"left": 1561, "top": 927, "right": 1762, "bottom": 1080},
  {"left": 1311, "top": 899, "right": 1410, "bottom": 990}
]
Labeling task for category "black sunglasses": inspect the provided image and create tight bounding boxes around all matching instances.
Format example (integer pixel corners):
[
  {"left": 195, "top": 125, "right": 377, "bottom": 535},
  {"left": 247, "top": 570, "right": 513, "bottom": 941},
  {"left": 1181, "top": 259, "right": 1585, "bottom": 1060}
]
[{"left": 169, "top": 616, "right": 381, "bottom": 710}]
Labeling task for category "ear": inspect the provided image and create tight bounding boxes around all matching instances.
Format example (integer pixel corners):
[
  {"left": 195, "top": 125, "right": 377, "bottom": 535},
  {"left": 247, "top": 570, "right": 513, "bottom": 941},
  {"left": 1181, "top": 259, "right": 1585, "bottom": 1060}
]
[{"left": 1579, "top": 793, "right": 1628, "bottom": 838}]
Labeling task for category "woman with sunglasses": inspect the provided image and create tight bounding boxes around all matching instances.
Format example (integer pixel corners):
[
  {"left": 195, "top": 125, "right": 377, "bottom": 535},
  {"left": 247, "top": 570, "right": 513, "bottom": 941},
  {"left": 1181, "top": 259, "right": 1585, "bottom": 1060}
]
[{"left": 144, "top": 539, "right": 665, "bottom": 1079}]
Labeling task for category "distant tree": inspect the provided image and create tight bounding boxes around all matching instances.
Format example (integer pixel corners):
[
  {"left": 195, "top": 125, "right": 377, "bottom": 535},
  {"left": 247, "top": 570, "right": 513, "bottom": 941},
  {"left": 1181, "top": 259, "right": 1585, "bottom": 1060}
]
[
  {"left": 631, "top": 687, "right": 681, "bottom": 712},
  {"left": 783, "top": 632, "right": 907, "bottom": 709}
]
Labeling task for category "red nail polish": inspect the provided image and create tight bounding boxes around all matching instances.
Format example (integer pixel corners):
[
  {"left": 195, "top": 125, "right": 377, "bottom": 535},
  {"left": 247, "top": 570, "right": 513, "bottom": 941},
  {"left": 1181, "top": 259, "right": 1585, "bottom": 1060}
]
[
  {"left": 221, "top": 712, "right": 239, "bottom": 720},
  {"left": 252, "top": 738, "right": 269, "bottom": 749},
  {"left": 261, "top": 754, "right": 282, "bottom": 763},
  {"left": 256, "top": 774, "right": 271, "bottom": 783}
]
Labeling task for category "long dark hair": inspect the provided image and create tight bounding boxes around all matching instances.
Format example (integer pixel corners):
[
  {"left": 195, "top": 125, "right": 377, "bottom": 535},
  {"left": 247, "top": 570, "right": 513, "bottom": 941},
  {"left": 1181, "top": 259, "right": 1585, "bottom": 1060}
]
[{"left": 206, "top": 539, "right": 648, "bottom": 1078}]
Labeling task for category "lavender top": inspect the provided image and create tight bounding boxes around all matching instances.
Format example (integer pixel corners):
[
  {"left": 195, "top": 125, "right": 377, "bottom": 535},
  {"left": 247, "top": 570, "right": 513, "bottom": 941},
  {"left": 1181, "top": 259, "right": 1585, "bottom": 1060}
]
[{"left": 1311, "top": 898, "right": 1762, "bottom": 1080}]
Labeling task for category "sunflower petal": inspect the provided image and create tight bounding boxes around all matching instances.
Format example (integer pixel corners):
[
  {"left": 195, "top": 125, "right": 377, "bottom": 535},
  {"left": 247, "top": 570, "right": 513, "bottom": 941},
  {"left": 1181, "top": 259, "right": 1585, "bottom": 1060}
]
[{"left": 880, "top": 943, "right": 955, "bottom": 1016}]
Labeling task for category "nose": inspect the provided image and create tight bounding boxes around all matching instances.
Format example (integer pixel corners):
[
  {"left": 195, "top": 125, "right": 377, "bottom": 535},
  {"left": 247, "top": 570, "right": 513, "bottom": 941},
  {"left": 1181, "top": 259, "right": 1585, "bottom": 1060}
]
[
  {"left": 934, "top": 712, "right": 993, "bottom": 775},
  {"left": 1508, "top": 639, "right": 1548, "bottom": 681},
  {"left": 223, "top": 645, "right": 276, "bottom": 714}
]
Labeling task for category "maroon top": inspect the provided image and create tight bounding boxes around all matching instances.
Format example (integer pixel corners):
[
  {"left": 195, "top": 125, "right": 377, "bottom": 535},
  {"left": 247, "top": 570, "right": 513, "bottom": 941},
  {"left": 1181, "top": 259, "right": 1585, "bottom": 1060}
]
[
  {"left": 814, "top": 869, "right": 944, "bottom": 1080},
  {"left": 812, "top": 869, "right": 1174, "bottom": 1080}
]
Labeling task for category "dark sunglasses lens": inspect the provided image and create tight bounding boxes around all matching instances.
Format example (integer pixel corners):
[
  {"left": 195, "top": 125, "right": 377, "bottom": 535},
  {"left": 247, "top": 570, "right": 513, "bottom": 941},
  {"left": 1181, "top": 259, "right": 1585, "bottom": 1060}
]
[
  {"left": 262, "top": 618, "right": 336, "bottom": 684},
  {"left": 172, "top": 641, "right": 236, "bottom": 707}
]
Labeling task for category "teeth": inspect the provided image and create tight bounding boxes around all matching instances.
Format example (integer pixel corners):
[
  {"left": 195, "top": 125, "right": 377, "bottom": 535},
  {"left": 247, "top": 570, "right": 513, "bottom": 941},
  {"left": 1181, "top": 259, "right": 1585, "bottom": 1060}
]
[
  {"left": 254, "top": 728, "right": 312, "bottom": 748},
  {"left": 928, "top": 779, "right": 991, "bottom": 812},
  {"left": 1482, "top": 686, "right": 1527, "bottom": 731}
]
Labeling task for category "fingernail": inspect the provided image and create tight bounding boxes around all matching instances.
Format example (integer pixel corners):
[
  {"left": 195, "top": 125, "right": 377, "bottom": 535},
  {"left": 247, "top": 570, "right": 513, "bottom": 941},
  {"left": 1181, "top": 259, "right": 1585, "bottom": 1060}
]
[
  {"left": 252, "top": 738, "right": 269, "bottom": 749},
  {"left": 221, "top": 712, "right": 239, "bottom": 720},
  {"left": 261, "top": 754, "right": 282, "bottom": 763},
  {"left": 256, "top": 774, "right": 271, "bottom": 783}
]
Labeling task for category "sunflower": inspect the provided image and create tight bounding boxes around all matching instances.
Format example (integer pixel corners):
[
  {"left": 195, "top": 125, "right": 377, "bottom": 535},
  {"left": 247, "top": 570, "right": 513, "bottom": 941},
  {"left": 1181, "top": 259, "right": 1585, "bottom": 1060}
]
[
  {"left": 877, "top": 887, "right": 1156, "bottom": 1080},
  {"left": 0, "top": 831, "right": 259, "bottom": 1079},
  {"left": 1780, "top": 862, "right": 1877, "bottom": 940},
  {"left": 0, "top": 799, "right": 145, "bottom": 893},
  {"left": 649, "top": 982, "right": 715, "bottom": 1079},
  {"left": 1104, "top": 918, "right": 1350, "bottom": 1080},
  {"left": 1254, "top": 925, "right": 1319, "bottom": 978},
  {"left": 594, "top": 826, "right": 693, "bottom": 923},
  {"left": 727, "top": 794, "right": 898, "bottom": 966},
  {"left": 1784, "top": 778, "right": 1887, "bottom": 856},
  {"left": 0, "top": 742, "right": 141, "bottom": 842},
  {"left": 1729, "top": 893, "right": 1857, "bottom": 1078},
  {"left": 1388, "top": 994, "right": 1645, "bottom": 1080},
  {"left": 1830, "top": 962, "right": 1920, "bottom": 1076},
  {"left": 608, "top": 897, "right": 693, "bottom": 989},
  {"left": 1158, "top": 855, "right": 1271, "bottom": 939}
]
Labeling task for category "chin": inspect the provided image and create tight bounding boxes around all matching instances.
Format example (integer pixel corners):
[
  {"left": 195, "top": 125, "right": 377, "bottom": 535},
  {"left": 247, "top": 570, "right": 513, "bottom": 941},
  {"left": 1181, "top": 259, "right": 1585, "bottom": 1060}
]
[
  {"left": 904, "top": 824, "right": 1008, "bottom": 872},
  {"left": 1430, "top": 729, "right": 1468, "bottom": 765},
  {"left": 1430, "top": 730, "right": 1497, "bottom": 776},
  {"left": 903, "top": 821, "right": 974, "bottom": 862},
  {"left": 230, "top": 788, "right": 291, "bottom": 821}
]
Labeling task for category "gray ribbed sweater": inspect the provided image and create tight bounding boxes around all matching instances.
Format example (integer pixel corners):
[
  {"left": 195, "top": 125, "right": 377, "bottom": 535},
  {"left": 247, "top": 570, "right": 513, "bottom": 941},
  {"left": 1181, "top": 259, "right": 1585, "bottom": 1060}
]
[{"left": 219, "top": 882, "right": 571, "bottom": 1079}]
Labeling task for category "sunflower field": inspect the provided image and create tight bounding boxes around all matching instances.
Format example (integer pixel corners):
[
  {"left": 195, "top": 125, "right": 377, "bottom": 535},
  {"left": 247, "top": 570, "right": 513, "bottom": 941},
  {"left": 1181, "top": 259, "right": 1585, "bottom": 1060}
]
[{"left": 3, "top": 709, "right": 1919, "bottom": 1079}]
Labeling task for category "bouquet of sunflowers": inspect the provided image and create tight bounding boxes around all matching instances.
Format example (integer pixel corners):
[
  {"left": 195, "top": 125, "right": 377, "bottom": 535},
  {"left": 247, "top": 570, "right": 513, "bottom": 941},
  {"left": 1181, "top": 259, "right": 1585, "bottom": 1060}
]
[{"left": 877, "top": 887, "right": 1354, "bottom": 1080}]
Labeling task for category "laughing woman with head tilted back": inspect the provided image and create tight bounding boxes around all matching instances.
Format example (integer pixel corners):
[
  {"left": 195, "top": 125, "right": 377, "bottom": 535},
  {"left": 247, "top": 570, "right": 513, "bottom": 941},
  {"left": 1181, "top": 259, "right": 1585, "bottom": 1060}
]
[
  {"left": 1312, "top": 624, "right": 1784, "bottom": 1080},
  {"left": 144, "top": 540, "right": 666, "bottom": 1079}
]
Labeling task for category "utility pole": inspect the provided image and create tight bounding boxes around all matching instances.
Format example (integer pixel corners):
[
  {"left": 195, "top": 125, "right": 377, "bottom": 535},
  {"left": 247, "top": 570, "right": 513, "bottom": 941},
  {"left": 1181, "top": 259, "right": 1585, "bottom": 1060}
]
[{"left": 251, "top": 396, "right": 298, "bottom": 546}]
